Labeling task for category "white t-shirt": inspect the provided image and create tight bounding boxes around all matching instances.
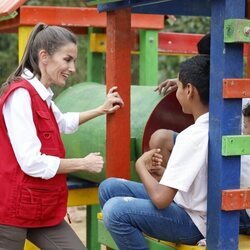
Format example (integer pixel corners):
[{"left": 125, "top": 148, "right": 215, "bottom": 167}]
[
  {"left": 3, "top": 69, "right": 80, "bottom": 180},
  {"left": 160, "top": 112, "right": 209, "bottom": 237},
  {"left": 241, "top": 156, "right": 250, "bottom": 217}
]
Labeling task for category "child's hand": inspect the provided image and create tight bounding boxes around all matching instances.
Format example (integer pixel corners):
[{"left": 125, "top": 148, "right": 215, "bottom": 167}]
[
  {"left": 136, "top": 149, "right": 163, "bottom": 172},
  {"left": 154, "top": 78, "right": 178, "bottom": 95}
]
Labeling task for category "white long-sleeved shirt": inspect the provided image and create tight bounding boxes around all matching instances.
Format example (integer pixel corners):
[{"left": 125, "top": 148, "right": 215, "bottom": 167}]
[{"left": 3, "top": 69, "right": 79, "bottom": 180}]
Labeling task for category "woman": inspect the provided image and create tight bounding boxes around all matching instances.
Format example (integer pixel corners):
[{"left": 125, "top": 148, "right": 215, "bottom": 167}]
[{"left": 0, "top": 23, "right": 123, "bottom": 249}]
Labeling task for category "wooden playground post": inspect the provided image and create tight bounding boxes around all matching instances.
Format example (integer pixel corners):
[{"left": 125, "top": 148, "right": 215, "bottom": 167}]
[
  {"left": 207, "top": 0, "right": 245, "bottom": 249},
  {"left": 106, "top": 8, "right": 131, "bottom": 179}
]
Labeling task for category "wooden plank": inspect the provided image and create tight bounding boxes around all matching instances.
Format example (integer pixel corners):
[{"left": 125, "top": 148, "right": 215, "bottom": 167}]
[
  {"left": 18, "top": 6, "right": 164, "bottom": 30},
  {"left": 222, "top": 135, "right": 250, "bottom": 156},
  {"left": 106, "top": 8, "right": 131, "bottom": 179},
  {"left": 86, "top": 205, "right": 101, "bottom": 250},
  {"left": 98, "top": 213, "right": 204, "bottom": 250},
  {"left": 20, "top": 6, "right": 106, "bottom": 27},
  {"left": 18, "top": 26, "right": 33, "bottom": 62},
  {"left": 0, "top": 14, "right": 19, "bottom": 32},
  {"left": 90, "top": 32, "right": 203, "bottom": 55},
  {"left": 139, "top": 30, "right": 158, "bottom": 85},
  {"left": 158, "top": 32, "right": 202, "bottom": 55},
  {"left": 223, "top": 78, "right": 250, "bottom": 98},
  {"left": 87, "top": 28, "right": 105, "bottom": 83},
  {"left": 67, "top": 187, "right": 99, "bottom": 206},
  {"left": 24, "top": 240, "right": 39, "bottom": 250},
  {"left": 224, "top": 19, "right": 250, "bottom": 43},
  {"left": 98, "top": 0, "right": 211, "bottom": 17},
  {"left": 207, "top": 0, "right": 245, "bottom": 249},
  {"left": 98, "top": 219, "right": 176, "bottom": 250},
  {"left": 221, "top": 189, "right": 250, "bottom": 211}
]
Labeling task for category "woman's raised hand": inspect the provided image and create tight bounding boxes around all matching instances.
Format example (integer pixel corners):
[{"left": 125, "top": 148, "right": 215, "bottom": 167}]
[{"left": 101, "top": 86, "right": 124, "bottom": 114}]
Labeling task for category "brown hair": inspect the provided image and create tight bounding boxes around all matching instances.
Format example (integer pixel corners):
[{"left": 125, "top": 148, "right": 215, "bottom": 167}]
[
  {"left": 242, "top": 103, "right": 250, "bottom": 117},
  {"left": 1, "top": 23, "right": 77, "bottom": 95}
]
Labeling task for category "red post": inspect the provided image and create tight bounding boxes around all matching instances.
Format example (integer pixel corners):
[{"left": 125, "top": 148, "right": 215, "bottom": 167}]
[{"left": 106, "top": 8, "right": 131, "bottom": 179}]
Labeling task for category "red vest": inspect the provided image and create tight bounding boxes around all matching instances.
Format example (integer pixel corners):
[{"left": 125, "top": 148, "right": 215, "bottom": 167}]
[{"left": 0, "top": 79, "right": 68, "bottom": 227}]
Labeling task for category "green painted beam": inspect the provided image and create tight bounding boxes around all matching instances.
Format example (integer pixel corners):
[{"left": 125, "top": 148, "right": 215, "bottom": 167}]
[
  {"left": 224, "top": 19, "right": 250, "bottom": 43},
  {"left": 87, "top": 205, "right": 101, "bottom": 250},
  {"left": 98, "top": 220, "right": 118, "bottom": 249},
  {"left": 98, "top": 219, "right": 176, "bottom": 250},
  {"left": 139, "top": 30, "right": 158, "bottom": 85},
  {"left": 222, "top": 135, "right": 250, "bottom": 156},
  {"left": 87, "top": 28, "right": 104, "bottom": 83}
]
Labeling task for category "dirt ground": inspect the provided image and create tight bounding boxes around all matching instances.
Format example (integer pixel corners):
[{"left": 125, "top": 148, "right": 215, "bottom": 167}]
[
  {"left": 66, "top": 206, "right": 87, "bottom": 244},
  {"left": 67, "top": 206, "right": 106, "bottom": 249}
]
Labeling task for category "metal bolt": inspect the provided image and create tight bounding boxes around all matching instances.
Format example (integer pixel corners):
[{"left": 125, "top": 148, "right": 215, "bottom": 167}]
[
  {"left": 244, "top": 27, "right": 250, "bottom": 35},
  {"left": 149, "top": 37, "right": 154, "bottom": 43}
]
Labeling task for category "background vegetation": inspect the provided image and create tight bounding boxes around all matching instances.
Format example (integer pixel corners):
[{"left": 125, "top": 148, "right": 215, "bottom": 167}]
[{"left": 0, "top": 0, "right": 210, "bottom": 96}]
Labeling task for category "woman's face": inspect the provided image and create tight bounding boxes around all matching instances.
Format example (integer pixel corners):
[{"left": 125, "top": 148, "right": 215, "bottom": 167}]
[
  {"left": 243, "top": 116, "right": 250, "bottom": 135},
  {"left": 40, "top": 42, "right": 77, "bottom": 88}
]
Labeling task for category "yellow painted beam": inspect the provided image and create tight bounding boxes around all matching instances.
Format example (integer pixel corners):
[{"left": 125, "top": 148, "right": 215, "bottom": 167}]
[
  {"left": 18, "top": 26, "right": 33, "bottom": 62},
  {"left": 67, "top": 187, "right": 99, "bottom": 207},
  {"left": 24, "top": 240, "right": 39, "bottom": 250}
]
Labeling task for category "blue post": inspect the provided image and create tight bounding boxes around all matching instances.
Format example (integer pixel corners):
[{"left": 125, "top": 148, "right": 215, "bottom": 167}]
[{"left": 207, "top": 0, "right": 245, "bottom": 249}]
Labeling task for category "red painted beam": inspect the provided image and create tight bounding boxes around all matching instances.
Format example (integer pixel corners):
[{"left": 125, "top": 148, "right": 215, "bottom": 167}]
[
  {"left": 221, "top": 189, "right": 250, "bottom": 211},
  {"left": 159, "top": 32, "right": 203, "bottom": 55},
  {"left": 18, "top": 6, "right": 163, "bottom": 30},
  {"left": 0, "top": 14, "right": 19, "bottom": 32},
  {"left": 223, "top": 78, "right": 250, "bottom": 98},
  {"left": 106, "top": 8, "right": 131, "bottom": 179}
]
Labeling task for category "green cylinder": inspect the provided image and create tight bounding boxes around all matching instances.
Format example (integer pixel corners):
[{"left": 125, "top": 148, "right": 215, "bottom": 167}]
[{"left": 55, "top": 82, "right": 163, "bottom": 183}]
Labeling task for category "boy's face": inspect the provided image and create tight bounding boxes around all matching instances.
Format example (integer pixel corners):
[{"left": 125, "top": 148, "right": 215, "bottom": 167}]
[
  {"left": 176, "top": 79, "right": 191, "bottom": 114},
  {"left": 243, "top": 116, "right": 250, "bottom": 135}
]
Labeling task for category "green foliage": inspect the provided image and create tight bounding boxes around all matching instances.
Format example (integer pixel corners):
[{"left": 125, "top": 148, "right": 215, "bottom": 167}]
[
  {"left": 0, "top": 34, "right": 18, "bottom": 85},
  {"left": 26, "top": 0, "right": 85, "bottom": 6}
]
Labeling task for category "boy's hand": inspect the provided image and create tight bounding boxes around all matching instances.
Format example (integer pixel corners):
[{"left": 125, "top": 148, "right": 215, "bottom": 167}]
[
  {"left": 148, "top": 165, "right": 165, "bottom": 181},
  {"left": 136, "top": 149, "right": 163, "bottom": 173},
  {"left": 154, "top": 78, "right": 178, "bottom": 95}
]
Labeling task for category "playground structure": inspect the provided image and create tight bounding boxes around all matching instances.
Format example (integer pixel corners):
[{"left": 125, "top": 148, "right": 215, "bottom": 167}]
[
  {"left": 85, "top": 1, "right": 250, "bottom": 249},
  {"left": 0, "top": 0, "right": 250, "bottom": 249}
]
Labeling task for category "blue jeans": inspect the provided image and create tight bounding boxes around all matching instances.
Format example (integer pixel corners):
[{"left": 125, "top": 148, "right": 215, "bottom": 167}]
[
  {"left": 240, "top": 210, "right": 250, "bottom": 235},
  {"left": 99, "top": 178, "right": 203, "bottom": 250}
]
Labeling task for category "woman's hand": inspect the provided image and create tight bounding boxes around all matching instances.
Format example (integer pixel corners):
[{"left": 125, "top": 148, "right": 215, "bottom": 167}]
[
  {"left": 154, "top": 78, "right": 178, "bottom": 95},
  {"left": 82, "top": 152, "right": 104, "bottom": 173},
  {"left": 100, "top": 86, "right": 124, "bottom": 114}
]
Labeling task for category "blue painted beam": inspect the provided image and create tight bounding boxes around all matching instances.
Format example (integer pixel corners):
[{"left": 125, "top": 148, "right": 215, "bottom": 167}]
[
  {"left": 98, "top": 0, "right": 168, "bottom": 12},
  {"left": 98, "top": 0, "right": 211, "bottom": 17},
  {"left": 207, "top": 0, "right": 245, "bottom": 249}
]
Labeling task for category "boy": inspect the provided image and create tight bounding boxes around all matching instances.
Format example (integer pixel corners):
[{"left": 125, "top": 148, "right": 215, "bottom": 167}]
[
  {"left": 98, "top": 55, "right": 210, "bottom": 249},
  {"left": 240, "top": 103, "right": 250, "bottom": 234}
]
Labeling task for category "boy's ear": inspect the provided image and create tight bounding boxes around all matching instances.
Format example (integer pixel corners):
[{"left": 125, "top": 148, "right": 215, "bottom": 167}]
[
  {"left": 186, "top": 83, "right": 194, "bottom": 99},
  {"left": 38, "top": 49, "right": 49, "bottom": 64}
]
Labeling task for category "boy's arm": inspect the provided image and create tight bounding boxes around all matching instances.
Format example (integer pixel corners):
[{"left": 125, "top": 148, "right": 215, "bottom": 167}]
[{"left": 136, "top": 149, "right": 177, "bottom": 209}]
